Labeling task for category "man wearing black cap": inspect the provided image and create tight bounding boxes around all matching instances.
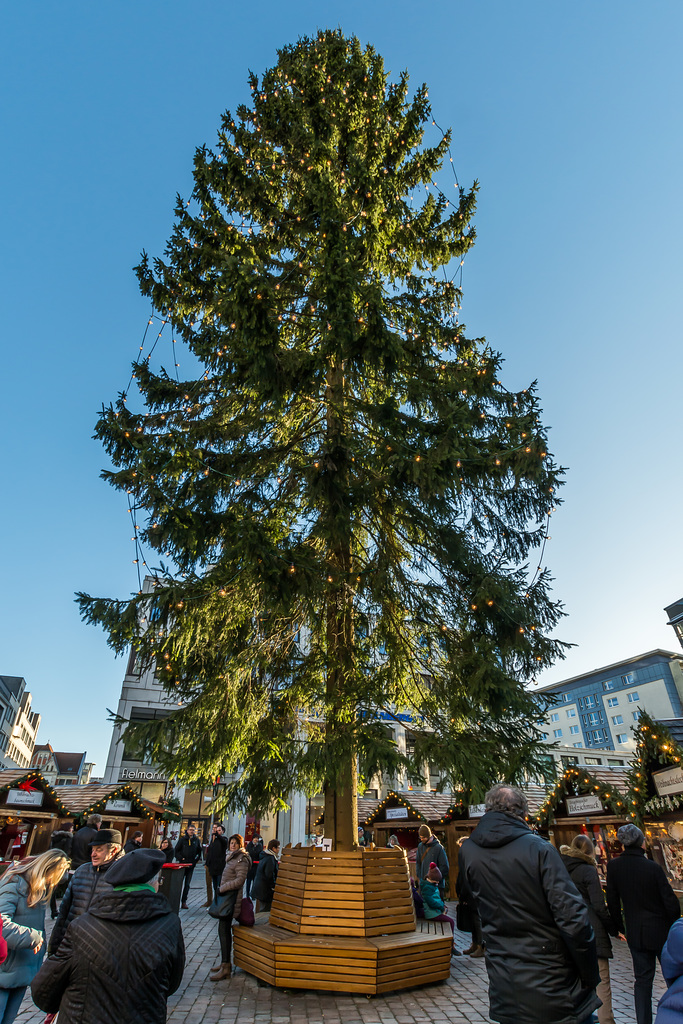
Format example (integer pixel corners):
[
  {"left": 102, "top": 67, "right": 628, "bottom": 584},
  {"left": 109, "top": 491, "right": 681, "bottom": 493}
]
[
  {"left": 48, "top": 828, "right": 124, "bottom": 954},
  {"left": 606, "top": 823, "right": 680, "bottom": 1024},
  {"left": 32, "top": 848, "right": 185, "bottom": 1024}
]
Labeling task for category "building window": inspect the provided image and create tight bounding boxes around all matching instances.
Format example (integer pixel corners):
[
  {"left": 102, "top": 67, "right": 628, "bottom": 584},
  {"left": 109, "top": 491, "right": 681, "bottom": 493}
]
[
  {"left": 607, "top": 759, "right": 624, "bottom": 766},
  {"left": 561, "top": 755, "right": 579, "bottom": 766},
  {"left": 550, "top": 712, "right": 559, "bottom": 722},
  {"left": 584, "top": 756, "right": 601, "bottom": 765},
  {"left": 611, "top": 715, "right": 624, "bottom": 725},
  {"left": 578, "top": 697, "right": 584, "bottom": 710},
  {"left": 616, "top": 733, "right": 628, "bottom": 744},
  {"left": 584, "top": 696, "right": 595, "bottom": 709},
  {"left": 633, "top": 710, "right": 641, "bottom": 721},
  {"left": 561, "top": 693, "right": 569, "bottom": 702},
  {"left": 606, "top": 697, "right": 619, "bottom": 708},
  {"left": 553, "top": 729, "right": 563, "bottom": 739},
  {"left": 627, "top": 691, "right": 640, "bottom": 703},
  {"left": 566, "top": 708, "right": 576, "bottom": 719},
  {"left": 622, "top": 672, "right": 636, "bottom": 686},
  {"left": 541, "top": 732, "right": 549, "bottom": 740},
  {"left": 592, "top": 730, "right": 605, "bottom": 742},
  {"left": 569, "top": 725, "right": 580, "bottom": 735},
  {"left": 573, "top": 742, "right": 584, "bottom": 748},
  {"left": 603, "top": 680, "right": 614, "bottom": 691},
  {"left": 587, "top": 712, "right": 600, "bottom": 725}
]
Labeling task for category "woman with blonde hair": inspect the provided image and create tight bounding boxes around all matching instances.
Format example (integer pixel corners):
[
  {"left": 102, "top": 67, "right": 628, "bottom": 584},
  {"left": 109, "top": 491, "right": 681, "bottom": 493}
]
[
  {"left": 561, "top": 833, "right": 619, "bottom": 1024},
  {"left": 0, "top": 849, "right": 68, "bottom": 1023}
]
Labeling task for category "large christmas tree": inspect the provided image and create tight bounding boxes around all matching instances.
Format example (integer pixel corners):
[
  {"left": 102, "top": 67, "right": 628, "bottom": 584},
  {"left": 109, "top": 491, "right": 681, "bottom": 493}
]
[{"left": 79, "top": 30, "right": 565, "bottom": 849}]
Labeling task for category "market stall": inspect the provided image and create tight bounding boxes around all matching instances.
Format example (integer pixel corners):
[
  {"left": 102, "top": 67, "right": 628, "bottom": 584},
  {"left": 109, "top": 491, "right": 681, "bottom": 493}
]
[
  {"left": 0, "top": 770, "right": 74, "bottom": 861},
  {"left": 363, "top": 791, "right": 454, "bottom": 894},
  {"left": 533, "top": 766, "right": 630, "bottom": 879},
  {"left": 55, "top": 782, "right": 158, "bottom": 848}
]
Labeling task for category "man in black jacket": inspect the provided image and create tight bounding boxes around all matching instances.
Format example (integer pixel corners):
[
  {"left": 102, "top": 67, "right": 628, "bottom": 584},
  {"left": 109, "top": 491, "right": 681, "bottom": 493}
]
[
  {"left": 49, "top": 822, "right": 74, "bottom": 919},
  {"left": 69, "top": 813, "right": 102, "bottom": 869},
  {"left": 606, "top": 823, "right": 680, "bottom": 1024},
  {"left": 49, "top": 828, "right": 124, "bottom": 954},
  {"left": 175, "top": 825, "right": 203, "bottom": 909},
  {"left": 245, "top": 831, "right": 264, "bottom": 899},
  {"left": 459, "top": 783, "right": 600, "bottom": 1024},
  {"left": 203, "top": 824, "right": 228, "bottom": 906},
  {"left": 32, "top": 848, "right": 185, "bottom": 1024}
]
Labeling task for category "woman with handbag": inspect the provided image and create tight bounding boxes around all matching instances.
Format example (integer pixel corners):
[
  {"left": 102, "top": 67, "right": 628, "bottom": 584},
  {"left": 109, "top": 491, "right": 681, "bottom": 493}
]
[
  {"left": 0, "top": 850, "right": 68, "bottom": 1024},
  {"left": 209, "top": 834, "right": 251, "bottom": 982}
]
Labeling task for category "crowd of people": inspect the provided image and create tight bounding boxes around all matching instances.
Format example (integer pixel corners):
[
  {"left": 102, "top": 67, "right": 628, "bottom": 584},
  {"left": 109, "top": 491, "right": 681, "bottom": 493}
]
[{"left": 1, "top": 796, "right": 683, "bottom": 1023}]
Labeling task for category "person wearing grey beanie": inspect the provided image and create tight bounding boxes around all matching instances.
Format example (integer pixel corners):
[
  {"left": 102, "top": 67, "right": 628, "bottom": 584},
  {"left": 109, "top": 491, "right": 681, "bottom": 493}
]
[{"left": 606, "top": 823, "right": 680, "bottom": 1024}]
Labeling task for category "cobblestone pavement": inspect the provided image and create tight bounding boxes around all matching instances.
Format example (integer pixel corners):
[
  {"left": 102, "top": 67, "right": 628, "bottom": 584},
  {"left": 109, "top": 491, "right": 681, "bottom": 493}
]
[{"left": 15, "top": 871, "right": 667, "bottom": 1023}]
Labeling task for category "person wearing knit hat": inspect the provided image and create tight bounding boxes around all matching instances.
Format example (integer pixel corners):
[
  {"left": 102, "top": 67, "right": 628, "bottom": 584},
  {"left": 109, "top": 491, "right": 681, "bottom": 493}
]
[
  {"left": 416, "top": 824, "right": 449, "bottom": 897},
  {"left": 607, "top": 822, "right": 680, "bottom": 1024},
  {"left": 420, "top": 862, "right": 458, "bottom": 957},
  {"left": 32, "top": 847, "right": 185, "bottom": 1024}
]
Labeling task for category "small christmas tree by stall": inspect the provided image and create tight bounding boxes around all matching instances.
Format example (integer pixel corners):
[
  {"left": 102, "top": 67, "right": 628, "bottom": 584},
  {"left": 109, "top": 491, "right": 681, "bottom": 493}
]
[
  {"left": 78, "top": 31, "right": 566, "bottom": 850},
  {"left": 626, "top": 712, "right": 683, "bottom": 824}
]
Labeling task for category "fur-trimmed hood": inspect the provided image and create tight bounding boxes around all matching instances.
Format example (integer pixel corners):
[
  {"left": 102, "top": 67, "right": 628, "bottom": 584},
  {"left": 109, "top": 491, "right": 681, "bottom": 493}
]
[{"left": 560, "top": 844, "right": 596, "bottom": 865}]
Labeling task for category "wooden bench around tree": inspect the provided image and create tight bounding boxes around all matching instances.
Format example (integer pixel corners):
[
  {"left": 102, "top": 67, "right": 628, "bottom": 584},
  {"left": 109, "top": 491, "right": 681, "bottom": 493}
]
[{"left": 233, "top": 847, "right": 452, "bottom": 994}]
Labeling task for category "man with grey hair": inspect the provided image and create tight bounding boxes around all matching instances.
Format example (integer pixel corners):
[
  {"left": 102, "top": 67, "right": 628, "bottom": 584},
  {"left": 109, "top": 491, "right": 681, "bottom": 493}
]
[
  {"left": 606, "top": 823, "right": 679, "bottom": 1024},
  {"left": 458, "top": 783, "right": 600, "bottom": 1024}
]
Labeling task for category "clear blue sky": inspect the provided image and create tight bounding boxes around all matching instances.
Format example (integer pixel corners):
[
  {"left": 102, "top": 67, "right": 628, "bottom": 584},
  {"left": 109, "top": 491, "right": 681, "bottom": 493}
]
[{"left": 1, "top": 1, "right": 681, "bottom": 773}]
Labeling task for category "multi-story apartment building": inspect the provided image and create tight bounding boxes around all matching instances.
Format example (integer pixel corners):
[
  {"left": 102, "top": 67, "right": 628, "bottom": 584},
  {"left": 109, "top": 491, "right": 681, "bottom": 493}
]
[
  {"left": 30, "top": 744, "right": 95, "bottom": 786},
  {"left": 665, "top": 598, "right": 683, "bottom": 651},
  {"left": 0, "top": 676, "right": 41, "bottom": 769},
  {"left": 537, "top": 650, "right": 683, "bottom": 756}
]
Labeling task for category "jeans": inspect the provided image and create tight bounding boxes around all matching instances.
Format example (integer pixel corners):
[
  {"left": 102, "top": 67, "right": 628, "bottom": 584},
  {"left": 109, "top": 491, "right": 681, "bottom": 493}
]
[
  {"left": 212, "top": 873, "right": 222, "bottom": 899},
  {"left": 181, "top": 864, "right": 196, "bottom": 903},
  {"left": 218, "top": 918, "right": 233, "bottom": 963},
  {"left": 630, "top": 947, "right": 662, "bottom": 1024},
  {"left": 596, "top": 957, "right": 615, "bottom": 1024},
  {"left": 0, "top": 987, "right": 27, "bottom": 1024}
]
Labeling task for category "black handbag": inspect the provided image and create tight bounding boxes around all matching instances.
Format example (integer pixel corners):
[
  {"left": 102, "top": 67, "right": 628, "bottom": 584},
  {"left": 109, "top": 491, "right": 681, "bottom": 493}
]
[
  {"left": 456, "top": 900, "right": 474, "bottom": 933},
  {"left": 208, "top": 889, "right": 237, "bottom": 919}
]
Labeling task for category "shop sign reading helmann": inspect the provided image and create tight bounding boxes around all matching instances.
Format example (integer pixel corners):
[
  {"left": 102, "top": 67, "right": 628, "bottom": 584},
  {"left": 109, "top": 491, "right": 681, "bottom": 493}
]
[{"left": 653, "top": 765, "right": 683, "bottom": 798}]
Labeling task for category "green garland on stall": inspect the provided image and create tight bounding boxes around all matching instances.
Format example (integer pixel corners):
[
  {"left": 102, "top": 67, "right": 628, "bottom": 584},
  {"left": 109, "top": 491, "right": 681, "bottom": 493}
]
[
  {"left": 534, "top": 767, "right": 629, "bottom": 828},
  {"left": 0, "top": 771, "right": 73, "bottom": 818},
  {"left": 626, "top": 712, "right": 683, "bottom": 827}
]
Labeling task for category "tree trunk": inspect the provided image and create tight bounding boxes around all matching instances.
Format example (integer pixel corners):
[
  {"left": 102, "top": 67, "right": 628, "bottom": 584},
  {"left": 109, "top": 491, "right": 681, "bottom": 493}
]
[{"left": 324, "top": 356, "right": 358, "bottom": 851}]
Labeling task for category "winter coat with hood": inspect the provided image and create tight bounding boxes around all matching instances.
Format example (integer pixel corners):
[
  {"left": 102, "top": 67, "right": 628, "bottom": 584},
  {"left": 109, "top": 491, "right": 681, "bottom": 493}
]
[
  {"left": 606, "top": 844, "right": 680, "bottom": 952},
  {"left": 655, "top": 918, "right": 683, "bottom": 1024},
  {"left": 32, "top": 886, "right": 185, "bottom": 1024},
  {"left": 70, "top": 826, "right": 99, "bottom": 869},
  {"left": 415, "top": 837, "right": 449, "bottom": 890},
  {"left": 459, "top": 810, "right": 600, "bottom": 1024},
  {"left": 560, "top": 846, "right": 617, "bottom": 960},
  {"left": 219, "top": 849, "right": 251, "bottom": 919},
  {"left": 0, "top": 875, "right": 47, "bottom": 988},
  {"left": 251, "top": 848, "right": 278, "bottom": 905},
  {"left": 48, "top": 851, "right": 125, "bottom": 955}
]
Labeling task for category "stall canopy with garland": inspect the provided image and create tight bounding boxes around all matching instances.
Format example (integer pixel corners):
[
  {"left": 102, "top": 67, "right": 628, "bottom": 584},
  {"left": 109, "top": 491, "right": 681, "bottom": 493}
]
[
  {"left": 55, "top": 783, "right": 158, "bottom": 849},
  {"left": 0, "top": 770, "right": 75, "bottom": 861}
]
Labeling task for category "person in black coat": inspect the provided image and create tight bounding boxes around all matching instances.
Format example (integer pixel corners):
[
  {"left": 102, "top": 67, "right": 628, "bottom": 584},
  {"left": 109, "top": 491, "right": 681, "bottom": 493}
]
[
  {"left": 123, "top": 831, "right": 144, "bottom": 854},
  {"left": 69, "top": 814, "right": 102, "bottom": 870},
  {"left": 158, "top": 836, "right": 175, "bottom": 862},
  {"left": 49, "top": 829, "right": 124, "bottom": 955},
  {"left": 459, "top": 783, "right": 600, "bottom": 1024},
  {"left": 204, "top": 825, "right": 228, "bottom": 905},
  {"left": 175, "top": 826, "right": 203, "bottom": 910},
  {"left": 606, "top": 823, "right": 680, "bottom": 1024},
  {"left": 49, "top": 823, "right": 74, "bottom": 919},
  {"left": 561, "top": 834, "right": 619, "bottom": 1024},
  {"left": 251, "top": 839, "right": 280, "bottom": 912},
  {"left": 32, "top": 848, "right": 185, "bottom": 1024},
  {"left": 245, "top": 833, "right": 264, "bottom": 899}
]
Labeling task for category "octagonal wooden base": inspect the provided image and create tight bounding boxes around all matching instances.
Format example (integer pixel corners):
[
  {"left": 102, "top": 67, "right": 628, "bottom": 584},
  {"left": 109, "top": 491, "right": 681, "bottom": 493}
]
[
  {"left": 232, "top": 847, "right": 452, "bottom": 994},
  {"left": 233, "top": 920, "right": 453, "bottom": 994}
]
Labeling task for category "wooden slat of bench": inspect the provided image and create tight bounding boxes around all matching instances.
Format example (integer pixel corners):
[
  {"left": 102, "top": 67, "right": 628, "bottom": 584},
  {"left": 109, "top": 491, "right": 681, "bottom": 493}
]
[
  {"left": 276, "top": 959, "right": 375, "bottom": 978},
  {"left": 276, "top": 953, "right": 376, "bottom": 970},
  {"left": 275, "top": 974, "right": 376, "bottom": 994},
  {"left": 376, "top": 968, "right": 450, "bottom": 994},
  {"left": 276, "top": 933, "right": 375, "bottom": 952},
  {"left": 301, "top": 895, "right": 366, "bottom": 908},
  {"left": 366, "top": 921, "right": 424, "bottom": 937}
]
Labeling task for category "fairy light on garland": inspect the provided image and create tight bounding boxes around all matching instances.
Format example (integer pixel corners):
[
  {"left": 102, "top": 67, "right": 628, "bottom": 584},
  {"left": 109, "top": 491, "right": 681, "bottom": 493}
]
[{"left": 0, "top": 770, "right": 72, "bottom": 818}]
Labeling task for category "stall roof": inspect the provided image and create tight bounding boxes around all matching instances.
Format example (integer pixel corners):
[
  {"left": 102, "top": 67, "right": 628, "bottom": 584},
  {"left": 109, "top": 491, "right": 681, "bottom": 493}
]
[
  {"left": 655, "top": 719, "right": 683, "bottom": 747},
  {"left": 574, "top": 764, "right": 630, "bottom": 795},
  {"left": 54, "top": 783, "right": 153, "bottom": 820},
  {"left": 0, "top": 770, "right": 73, "bottom": 817},
  {"left": 365, "top": 790, "right": 453, "bottom": 826}
]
